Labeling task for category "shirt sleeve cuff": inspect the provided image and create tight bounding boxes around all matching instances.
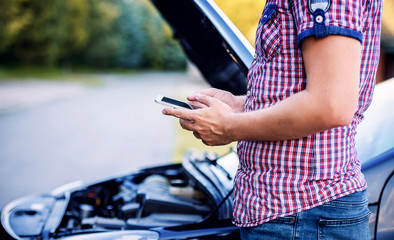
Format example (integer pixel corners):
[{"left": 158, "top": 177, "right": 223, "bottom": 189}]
[{"left": 297, "top": 26, "right": 363, "bottom": 49}]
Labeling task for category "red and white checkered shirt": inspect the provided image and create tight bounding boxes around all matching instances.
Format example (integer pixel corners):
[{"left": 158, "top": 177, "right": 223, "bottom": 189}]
[{"left": 233, "top": 0, "right": 382, "bottom": 227}]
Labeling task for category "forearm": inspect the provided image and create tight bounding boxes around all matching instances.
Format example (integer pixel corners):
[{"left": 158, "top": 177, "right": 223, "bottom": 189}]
[{"left": 228, "top": 90, "right": 352, "bottom": 141}]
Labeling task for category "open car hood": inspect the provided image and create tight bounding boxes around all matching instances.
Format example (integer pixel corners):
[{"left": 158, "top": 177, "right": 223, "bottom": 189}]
[
  {"left": 1, "top": 151, "right": 239, "bottom": 239},
  {"left": 151, "top": 0, "right": 254, "bottom": 95}
]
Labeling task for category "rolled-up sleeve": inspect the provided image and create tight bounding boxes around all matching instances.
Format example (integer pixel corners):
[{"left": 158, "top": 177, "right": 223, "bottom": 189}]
[{"left": 292, "top": 0, "right": 364, "bottom": 48}]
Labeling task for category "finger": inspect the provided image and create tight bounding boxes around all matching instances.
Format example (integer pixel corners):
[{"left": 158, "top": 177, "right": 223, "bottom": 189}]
[
  {"left": 193, "top": 131, "right": 201, "bottom": 139},
  {"left": 194, "top": 94, "right": 217, "bottom": 107},
  {"left": 162, "top": 108, "right": 194, "bottom": 121},
  {"left": 180, "top": 118, "right": 195, "bottom": 131},
  {"left": 187, "top": 95, "right": 197, "bottom": 101},
  {"left": 187, "top": 100, "right": 207, "bottom": 109},
  {"left": 187, "top": 88, "right": 218, "bottom": 101},
  {"left": 198, "top": 88, "right": 220, "bottom": 96},
  {"left": 202, "top": 139, "right": 213, "bottom": 146}
]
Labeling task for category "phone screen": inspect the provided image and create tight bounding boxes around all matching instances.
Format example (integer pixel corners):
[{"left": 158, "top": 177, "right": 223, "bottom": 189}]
[{"left": 162, "top": 97, "right": 193, "bottom": 109}]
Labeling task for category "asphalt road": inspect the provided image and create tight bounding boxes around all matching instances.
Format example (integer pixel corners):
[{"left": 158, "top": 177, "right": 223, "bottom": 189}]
[{"left": 0, "top": 71, "right": 208, "bottom": 209}]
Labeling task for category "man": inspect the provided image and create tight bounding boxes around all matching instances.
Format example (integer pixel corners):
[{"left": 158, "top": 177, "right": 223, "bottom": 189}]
[{"left": 163, "top": 0, "right": 382, "bottom": 239}]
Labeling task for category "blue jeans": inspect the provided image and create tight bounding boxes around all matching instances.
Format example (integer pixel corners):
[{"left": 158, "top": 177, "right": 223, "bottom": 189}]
[{"left": 240, "top": 190, "right": 371, "bottom": 240}]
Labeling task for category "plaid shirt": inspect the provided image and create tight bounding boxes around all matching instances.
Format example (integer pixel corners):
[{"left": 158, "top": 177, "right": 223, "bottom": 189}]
[{"left": 233, "top": 0, "right": 382, "bottom": 227}]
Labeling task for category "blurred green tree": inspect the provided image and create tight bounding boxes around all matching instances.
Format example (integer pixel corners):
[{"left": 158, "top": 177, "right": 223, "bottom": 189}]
[
  {"left": 0, "top": 0, "right": 90, "bottom": 66},
  {"left": 0, "top": 0, "right": 32, "bottom": 54},
  {"left": 0, "top": 0, "right": 186, "bottom": 70}
]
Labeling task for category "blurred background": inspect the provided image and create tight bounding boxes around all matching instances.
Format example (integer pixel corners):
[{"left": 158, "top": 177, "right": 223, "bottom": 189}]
[
  {"left": 0, "top": 0, "right": 265, "bottom": 209},
  {"left": 0, "top": 0, "right": 393, "bottom": 209},
  {"left": 0, "top": 0, "right": 264, "bottom": 72}
]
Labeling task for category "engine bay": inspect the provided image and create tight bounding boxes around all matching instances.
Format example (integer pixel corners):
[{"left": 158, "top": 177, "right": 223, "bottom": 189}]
[{"left": 55, "top": 164, "right": 213, "bottom": 235}]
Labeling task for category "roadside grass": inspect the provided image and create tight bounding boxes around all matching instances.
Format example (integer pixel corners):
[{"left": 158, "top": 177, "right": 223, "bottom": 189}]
[
  {"left": 173, "top": 120, "right": 237, "bottom": 163},
  {"left": 0, "top": 66, "right": 139, "bottom": 87}
]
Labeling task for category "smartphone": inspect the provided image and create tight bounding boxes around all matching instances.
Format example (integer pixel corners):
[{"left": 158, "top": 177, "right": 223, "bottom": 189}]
[{"left": 155, "top": 95, "right": 194, "bottom": 110}]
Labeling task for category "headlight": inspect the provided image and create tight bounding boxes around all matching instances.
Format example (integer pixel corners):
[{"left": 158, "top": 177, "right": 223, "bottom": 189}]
[{"left": 1, "top": 194, "right": 57, "bottom": 240}]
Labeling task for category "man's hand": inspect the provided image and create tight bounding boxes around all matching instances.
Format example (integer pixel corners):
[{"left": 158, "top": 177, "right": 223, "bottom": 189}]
[
  {"left": 162, "top": 94, "right": 236, "bottom": 146},
  {"left": 187, "top": 88, "right": 246, "bottom": 113}
]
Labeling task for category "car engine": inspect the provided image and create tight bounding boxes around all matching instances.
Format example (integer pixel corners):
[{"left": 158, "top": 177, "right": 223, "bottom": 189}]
[{"left": 55, "top": 164, "right": 213, "bottom": 234}]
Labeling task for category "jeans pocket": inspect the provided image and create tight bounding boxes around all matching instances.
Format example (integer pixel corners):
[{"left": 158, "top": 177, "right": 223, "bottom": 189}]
[
  {"left": 323, "top": 190, "right": 368, "bottom": 208},
  {"left": 318, "top": 212, "right": 371, "bottom": 240}
]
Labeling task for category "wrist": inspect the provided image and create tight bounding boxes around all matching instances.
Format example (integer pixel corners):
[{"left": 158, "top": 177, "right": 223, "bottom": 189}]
[
  {"left": 233, "top": 95, "right": 246, "bottom": 113},
  {"left": 224, "top": 112, "right": 244, "bottom": 142}
]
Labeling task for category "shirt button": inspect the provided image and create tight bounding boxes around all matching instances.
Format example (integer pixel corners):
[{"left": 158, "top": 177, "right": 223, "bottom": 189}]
[
  {"left": 254, "top": 53, "right": 258, "bottom": 58},
  {"left": 246, "top": 90, "right": 251, "bottom": 97},
  {"left": 238, "top": 164, "right": 241, "bottom": 170},
  {"left": 315, "top": 15, "right": 324, "bottom": 23}
]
